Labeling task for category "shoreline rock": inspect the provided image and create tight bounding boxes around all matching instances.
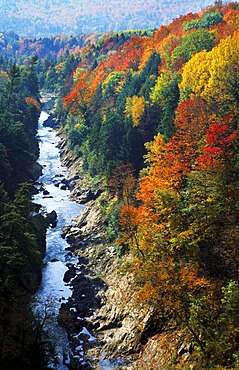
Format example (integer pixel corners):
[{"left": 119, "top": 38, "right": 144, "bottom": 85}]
[
  {"left": 46, "top": 103, "right": 195, "bottom": 370},
  {"left": 57, "top": 143, "right": 141, "bottom": 368}
]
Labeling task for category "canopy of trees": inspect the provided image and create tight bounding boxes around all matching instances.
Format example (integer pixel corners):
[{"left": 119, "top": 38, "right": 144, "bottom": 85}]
[
  {"left": 59, "top": 2, "right": 239, "bottom": 368},
  {"left": 0, "top": 59, "right": 50, "bottom": 369},
  {"left": 0, "top": 0, "right": 213, "bottom": 37},
  {"left": 1, "top": 1, "right": 239, "bottom": 368}
]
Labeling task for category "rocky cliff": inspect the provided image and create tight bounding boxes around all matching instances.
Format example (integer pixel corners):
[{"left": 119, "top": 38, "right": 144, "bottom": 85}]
[
  {"left": 56, "top": 143, "right": 195, "bottom": 370},
  {"left": 39, "top": 94, "right": 196, "bottom": 368}
]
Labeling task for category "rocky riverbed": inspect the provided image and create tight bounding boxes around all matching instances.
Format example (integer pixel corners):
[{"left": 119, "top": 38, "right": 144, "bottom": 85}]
[
  {"left": 42, "top": 96, "right": 196, "bottom": 369},
  {"left": 55, "top": 143, "right": 195, "bottom": 370},
  {"left": 57, "top": 144, "right": 137, "bottom": 369}
]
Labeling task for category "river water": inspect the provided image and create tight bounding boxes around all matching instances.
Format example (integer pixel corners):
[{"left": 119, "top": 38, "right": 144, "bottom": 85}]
[
  {"left": 33, "top": 111, "right": 84, "bottom": 369},
  {"left": 32, "top": 111, "right": 129, "bottom": 370}
]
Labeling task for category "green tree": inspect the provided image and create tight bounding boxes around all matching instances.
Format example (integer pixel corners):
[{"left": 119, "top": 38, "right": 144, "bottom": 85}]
[
  {"left": 172, "top": 29, "right": 216, "bottom": 66},
  {"left": 95, "top": 110, "right": 125, "bottom": 177},
  {"left": 150, "top": 70, "right": 180, "bottom": 139},
  {"left": 184, "top": 11, "right": 223, "bottom": 31},
  {"left": 5, "top": 63, "right": 21, "bottom": 110}
]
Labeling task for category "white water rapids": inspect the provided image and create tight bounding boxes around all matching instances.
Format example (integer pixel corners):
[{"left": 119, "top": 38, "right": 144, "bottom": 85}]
[
  {"left": 33, "top": 111, "right": 84, "bottom": 369},
  {"left": 32, "top": 111, "right": 130, "bottom": 370}
]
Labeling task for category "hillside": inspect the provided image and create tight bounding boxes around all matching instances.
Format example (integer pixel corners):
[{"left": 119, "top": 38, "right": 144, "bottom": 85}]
[
  {"left": 54, "top": 1, "right": 239, "bottom": 368},
  {"left": 0, "top": 58, "right": 50, "bottom": 368},
  {"left": 1, "top": 0, "right": 239, "bottom": 368},
  {"left": 0, "top": 0, "right": 214, "bottom": 37}
]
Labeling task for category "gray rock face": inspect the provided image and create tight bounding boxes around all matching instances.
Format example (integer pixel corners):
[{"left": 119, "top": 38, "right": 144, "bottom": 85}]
[
  {"left": 59, "top": 190, "right": 150, "bottom": 368},
  {"left": 57, "top": 139, "right": 195, "bottom": 369}
]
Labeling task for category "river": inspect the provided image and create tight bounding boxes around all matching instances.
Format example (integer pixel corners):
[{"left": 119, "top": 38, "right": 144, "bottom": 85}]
[
  {"left": 33, "top": 111, "right": 84, "bottom": 369},
  {"left": 32, "top": 111, "right": 130, "bottom": 370}
]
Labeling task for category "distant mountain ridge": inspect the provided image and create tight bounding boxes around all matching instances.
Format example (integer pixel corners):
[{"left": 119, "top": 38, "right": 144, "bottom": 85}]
[{"left": 0, "top": 0, "right": 214, "bottom": 37}]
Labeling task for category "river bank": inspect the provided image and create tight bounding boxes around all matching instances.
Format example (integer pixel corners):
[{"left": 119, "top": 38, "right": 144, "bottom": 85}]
[
  {"left": 33, "top": 108, "right": 84, "bottom": 369},
  {"left": 57, "top": 143, "right": 191, "bottom": 370},
  {"left": 43, "top": 97, "right": 195, "bottom": 370},
  {"left": 59, "top": 147, "right": 197, "bottom": 370},
  {"left": 57, "top": 144, "right": 140, "bottom": 370}
]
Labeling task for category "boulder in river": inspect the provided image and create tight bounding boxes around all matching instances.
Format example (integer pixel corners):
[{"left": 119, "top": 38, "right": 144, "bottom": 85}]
[
  {"left": 45, "top": 210, "right": 57, "bottom": 228},
  {"left": 43, "top": 113, "right": 58, "bottom": 128}
]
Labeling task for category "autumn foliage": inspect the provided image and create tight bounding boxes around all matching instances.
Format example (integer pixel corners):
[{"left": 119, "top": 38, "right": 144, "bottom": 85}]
[{"left": 60, "top": 2, "right": 239, "bottom": 368}]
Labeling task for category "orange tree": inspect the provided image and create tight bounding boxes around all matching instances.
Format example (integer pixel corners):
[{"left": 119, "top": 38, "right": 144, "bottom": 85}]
[{"left": 118, "top": 106, "right": 239, "bottom": 366}]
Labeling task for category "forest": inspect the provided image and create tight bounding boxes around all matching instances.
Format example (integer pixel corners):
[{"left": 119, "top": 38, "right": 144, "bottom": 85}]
[
  {"left": 0, "top": 0, "right": 239, "bottom": 368},
  {"left": 0, "top": 0, "right": 213, "bottom": 37},
  {"left": 0, "top": 56, "right": 55, "bottom": 368},
  {"left": 58, "top": 1, "right": 239, "bottom": 368}
]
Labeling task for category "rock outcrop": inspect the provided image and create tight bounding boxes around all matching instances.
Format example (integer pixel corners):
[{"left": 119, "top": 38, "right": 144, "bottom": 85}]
[
  {"left": 61, "top": 192, "right": 195, "bottom": 369},
  {"left": 53, "top": 119, "right": 195, "bottom": 370},
  {"left": 31, "top": 98, "right": 195, "bottom": 368},
  {"left": 43, "top": 112, "right": 58, "bottom": 128},
  {"left": 55, "top": 143, "right": 142, "bottom": 368},
  {"left": 45, "top": 209, "right": 57, "bottom": 228}
]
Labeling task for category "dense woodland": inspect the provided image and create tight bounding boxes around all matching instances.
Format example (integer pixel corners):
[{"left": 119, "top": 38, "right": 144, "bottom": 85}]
[
  {"left": 0, "top": 58, "right": 52, "bottom": 368},
  {"left": 1, "top": 0, "right": 239, "bottom": 369},
  {"left": 58, "top": 1, "right": 239, "bottom": 368},
  {"left": 0, "top": 32, "right": 87, "bottom": 60},
  {"left": 0, "top": 0, "right": 213, "bottom": 37}
]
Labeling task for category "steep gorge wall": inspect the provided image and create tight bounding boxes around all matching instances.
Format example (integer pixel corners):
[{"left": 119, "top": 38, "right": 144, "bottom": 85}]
[{"left": 57, "top": 143, "right": 195, "bottom": 370}]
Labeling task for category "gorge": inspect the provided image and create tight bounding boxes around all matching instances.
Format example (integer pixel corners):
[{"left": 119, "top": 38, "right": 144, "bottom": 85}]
[
  {"left": 33, "top": 107, "right": 130, "bottom": 369},
  {"left": 33, "top": 110, "right": 84, "bottom": 368},
  {"left": 32, "top": 105, "right": 146, "bottom": 369},
  {"left": 1, "top": 2, "right": 239, "bottom": 369}
]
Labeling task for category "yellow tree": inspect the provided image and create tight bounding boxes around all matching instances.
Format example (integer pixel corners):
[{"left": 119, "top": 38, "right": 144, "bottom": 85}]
[
  {"left": 179, "top": 31, "right": 239, "bottom": 115},
  {"left": 125, "top": 95, "right": 145, "bottom": 127}
]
